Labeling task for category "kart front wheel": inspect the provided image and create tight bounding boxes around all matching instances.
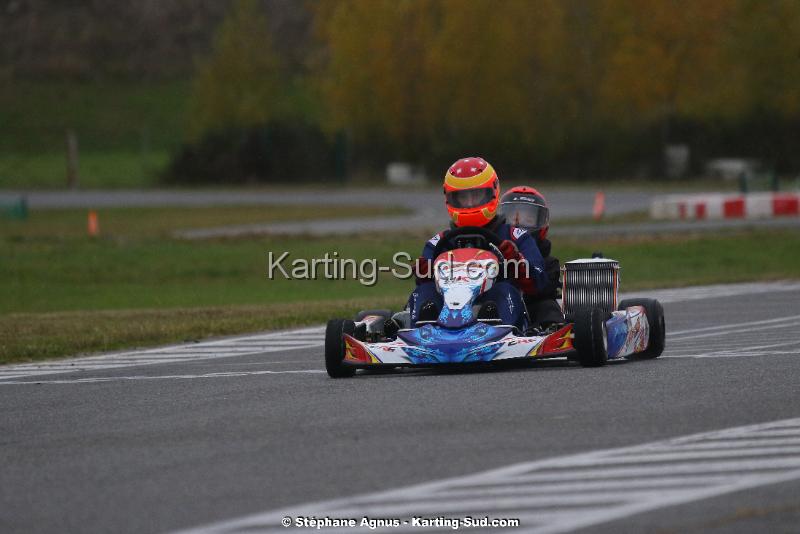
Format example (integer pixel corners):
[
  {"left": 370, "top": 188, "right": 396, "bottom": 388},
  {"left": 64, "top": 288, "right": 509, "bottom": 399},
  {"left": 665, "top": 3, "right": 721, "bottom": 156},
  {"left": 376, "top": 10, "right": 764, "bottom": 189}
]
[
  {"left": 618, "top": 298, "right": 665, "bottom": 359},
  {"left": 325, "top": 319, "right": 357, "bottom": 378},
  {"left": 573, "top": 308, "right": 609, "bottom": 367}
]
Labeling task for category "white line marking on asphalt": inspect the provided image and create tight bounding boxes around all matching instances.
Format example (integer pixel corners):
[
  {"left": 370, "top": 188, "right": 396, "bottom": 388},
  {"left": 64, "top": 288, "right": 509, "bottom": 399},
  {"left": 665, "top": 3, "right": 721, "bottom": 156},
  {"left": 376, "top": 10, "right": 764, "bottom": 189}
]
[
  {"left": 663, "top": 312, "right": 800, "bottom": 360},
  {"left": 626, "top": 280, "right": 800, "bottom": 304},
  {"left": 0, "top": 328, "right": 325, "bottom": 380},
  {"left": 0, "top": 369, "right": 325, "bottom": 385},
  {"left": 639, "top": 437, "right": 800, "bottom": 450},
  {"left": 668, "top": 314, "right": 800, "bottom": 337},
  {"left": 173, "top": 417, "right": 800, "bottom": 534},
  {"left": 665, "top": 339, "right": 800, "bottom": 360},
  {"left": 668, "top": 314, "right": 800, "bottom": 339},
  {"left": 429, "top": 476, "right": 739, "bottom": 498}
]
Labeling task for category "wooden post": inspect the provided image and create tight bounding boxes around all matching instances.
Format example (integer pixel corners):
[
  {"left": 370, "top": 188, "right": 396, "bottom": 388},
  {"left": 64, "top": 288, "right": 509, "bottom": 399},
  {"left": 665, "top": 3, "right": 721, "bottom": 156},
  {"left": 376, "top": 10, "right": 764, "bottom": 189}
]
[{"left": 66, "top": 129, "right": 79, "bottom": 189}]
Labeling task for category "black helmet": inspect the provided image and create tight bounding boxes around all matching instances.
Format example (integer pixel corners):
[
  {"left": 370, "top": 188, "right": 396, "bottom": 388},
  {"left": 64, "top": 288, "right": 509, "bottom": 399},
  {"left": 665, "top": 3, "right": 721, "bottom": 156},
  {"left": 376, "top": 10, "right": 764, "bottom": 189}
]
[{"left": 499, "top": 186, "right": 550, "bottom": 240}]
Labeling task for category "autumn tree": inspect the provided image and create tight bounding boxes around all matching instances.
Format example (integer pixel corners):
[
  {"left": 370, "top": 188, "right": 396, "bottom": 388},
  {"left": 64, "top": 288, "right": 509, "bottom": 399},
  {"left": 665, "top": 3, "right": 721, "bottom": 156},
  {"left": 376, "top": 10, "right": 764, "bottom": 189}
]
[
  {"left": 729, "top": 0, "right": 800, "bottom": 118},
  {"left": 315, "top": 0, "right": 568, "bottom": 168},
  {"left": 596, "top": 0, "right": 734, "bottom": 133},
  {"left": 187, "top": 0, "right": 282, "bottom": 140},
  {"left": 423, "top": 0, "right": 565, "bottom": 166},
  {"left": 314, "top": 0, "right": 437, "bottom": 160}
]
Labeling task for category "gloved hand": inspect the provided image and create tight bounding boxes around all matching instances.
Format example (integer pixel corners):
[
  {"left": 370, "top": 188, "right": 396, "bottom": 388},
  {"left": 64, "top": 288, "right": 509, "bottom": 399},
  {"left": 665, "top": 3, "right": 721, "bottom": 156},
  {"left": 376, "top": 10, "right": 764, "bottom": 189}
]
[
  {"left": 414, "top": 256, "right": 432, "bottom": 283},
  {"left": 499, "top": 240, "right": 531, "bottom": 285},
  {"left": 498, "top": 240, "right": 523, "bottom": 262},
  {"left": 543, "top": 256, "right": 561, "bottom": 298},
  {"left": 538, "top": 237, "right": 552, "bottom": 258}
]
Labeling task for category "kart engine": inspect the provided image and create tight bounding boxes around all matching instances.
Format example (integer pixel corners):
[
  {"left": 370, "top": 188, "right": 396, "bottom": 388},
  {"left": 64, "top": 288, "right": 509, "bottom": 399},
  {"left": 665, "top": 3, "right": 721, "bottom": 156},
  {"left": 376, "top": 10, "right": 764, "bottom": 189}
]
[{"left": 561, "top": 258, "right": 620, "bottom": 320}]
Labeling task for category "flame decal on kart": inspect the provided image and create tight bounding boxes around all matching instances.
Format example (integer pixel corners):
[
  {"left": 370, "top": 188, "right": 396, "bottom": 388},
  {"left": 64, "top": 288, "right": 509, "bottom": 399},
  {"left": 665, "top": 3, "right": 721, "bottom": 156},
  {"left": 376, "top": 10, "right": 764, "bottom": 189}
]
[
  {"left": 344, "top": 335, "right": 381, "bottom": 363},
  {"left": 540, "top": 325, "right": 574, "bottom": 354},
  {"left": 527, "top": 340, "right": 544, "bottom": 357}
]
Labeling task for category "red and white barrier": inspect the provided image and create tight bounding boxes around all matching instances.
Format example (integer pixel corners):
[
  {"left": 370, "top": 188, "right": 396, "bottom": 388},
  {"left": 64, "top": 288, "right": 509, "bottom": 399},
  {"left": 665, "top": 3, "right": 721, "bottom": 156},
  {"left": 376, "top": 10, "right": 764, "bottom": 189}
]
[{"left": 651, "top": 192, "right": 800, "bottom": 220}]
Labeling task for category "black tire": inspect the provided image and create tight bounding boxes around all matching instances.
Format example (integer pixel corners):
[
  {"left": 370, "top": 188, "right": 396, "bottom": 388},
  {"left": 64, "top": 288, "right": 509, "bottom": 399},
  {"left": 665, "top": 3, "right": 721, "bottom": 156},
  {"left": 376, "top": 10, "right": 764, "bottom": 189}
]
[
  {"left": 325, "top": 319, "right": 357, "bottom": 378},
  {"left": 573, "top": 308, "right": 609, "bottom": 367},
  {"left": 618, "top": 298, "right": 665, "bottom": 359},
  {"left": 354, "top": 309, "right": 393, "bottom": 321}
]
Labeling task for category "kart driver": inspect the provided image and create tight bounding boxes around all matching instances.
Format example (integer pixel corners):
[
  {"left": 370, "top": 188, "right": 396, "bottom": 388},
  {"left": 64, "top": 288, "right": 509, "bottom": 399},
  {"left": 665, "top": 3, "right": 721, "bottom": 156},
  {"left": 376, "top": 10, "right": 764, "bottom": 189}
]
[
  {"left": 497, "top": 186, "right": 565, "bottom": 330},
  {"left": 406, "top": 157, "right": 549, "bottom": 331}
]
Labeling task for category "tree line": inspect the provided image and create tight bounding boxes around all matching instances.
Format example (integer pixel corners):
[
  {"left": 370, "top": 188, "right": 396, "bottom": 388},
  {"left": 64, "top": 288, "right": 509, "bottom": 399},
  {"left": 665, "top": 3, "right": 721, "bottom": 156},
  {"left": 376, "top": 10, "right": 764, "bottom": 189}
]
[
  {"left": 176, "top": 0, "right": 800, "bottom": 182},
  {"left": 4, "top": 0, "right": 799, "bottom": 181}
]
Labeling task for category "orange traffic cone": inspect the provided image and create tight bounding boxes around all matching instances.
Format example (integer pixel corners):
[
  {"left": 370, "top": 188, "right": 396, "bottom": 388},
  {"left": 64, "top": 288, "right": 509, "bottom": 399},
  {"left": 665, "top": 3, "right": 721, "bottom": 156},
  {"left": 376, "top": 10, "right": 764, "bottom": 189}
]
[
  {"left": 87, "top": 210, "right": 99, "bottom": 237},
  {"left": 592, "top": 191, "right": 605, "bottom": 221}
]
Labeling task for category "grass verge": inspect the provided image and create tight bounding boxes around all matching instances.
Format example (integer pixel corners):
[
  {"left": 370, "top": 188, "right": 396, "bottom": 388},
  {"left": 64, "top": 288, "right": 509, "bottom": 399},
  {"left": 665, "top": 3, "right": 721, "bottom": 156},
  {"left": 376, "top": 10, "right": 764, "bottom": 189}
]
[
  {"left": 0, "top": 297, "right": 404, "bottom": 365},
  {"left": 0, "top": 150, "right": 170, "bottom": 189}
]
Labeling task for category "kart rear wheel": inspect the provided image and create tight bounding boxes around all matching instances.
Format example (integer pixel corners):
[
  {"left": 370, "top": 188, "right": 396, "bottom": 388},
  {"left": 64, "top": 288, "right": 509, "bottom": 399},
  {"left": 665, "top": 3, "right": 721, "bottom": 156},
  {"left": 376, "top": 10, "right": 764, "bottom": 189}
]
[
  {"left": 573, "top": 308, "right": 609, "bottom": 367},
  {"left": 325, "top": 319, "right": 357, "bottom": 378},
  {"left": 618, "top": 298, "right": 665, "bottom": 359}
]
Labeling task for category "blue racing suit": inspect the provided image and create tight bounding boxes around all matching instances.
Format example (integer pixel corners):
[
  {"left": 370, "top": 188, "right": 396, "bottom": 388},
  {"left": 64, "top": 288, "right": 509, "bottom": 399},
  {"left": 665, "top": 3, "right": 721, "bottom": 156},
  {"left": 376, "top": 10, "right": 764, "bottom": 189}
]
[{"left": 406, "top": 220, "right": 549, "bottom": 329}]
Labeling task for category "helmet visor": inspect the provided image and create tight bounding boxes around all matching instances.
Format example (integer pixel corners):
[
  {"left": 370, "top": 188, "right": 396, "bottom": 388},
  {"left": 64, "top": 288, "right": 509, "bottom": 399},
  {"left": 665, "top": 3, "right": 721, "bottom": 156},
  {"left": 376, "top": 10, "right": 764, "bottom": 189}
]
[
  {"left": 500, "top": 201, "right": 549, "bottom": 230},
  {"left": 446, "top": 187, "right": 495, "bottom": 209}
]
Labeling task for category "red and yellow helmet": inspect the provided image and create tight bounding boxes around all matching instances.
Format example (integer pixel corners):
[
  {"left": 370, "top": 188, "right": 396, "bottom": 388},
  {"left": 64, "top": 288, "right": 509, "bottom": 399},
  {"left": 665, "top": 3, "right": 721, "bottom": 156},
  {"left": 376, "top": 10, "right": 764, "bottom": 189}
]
[{"left": 443, "top": 157, "right": 500, "bottom": 227}]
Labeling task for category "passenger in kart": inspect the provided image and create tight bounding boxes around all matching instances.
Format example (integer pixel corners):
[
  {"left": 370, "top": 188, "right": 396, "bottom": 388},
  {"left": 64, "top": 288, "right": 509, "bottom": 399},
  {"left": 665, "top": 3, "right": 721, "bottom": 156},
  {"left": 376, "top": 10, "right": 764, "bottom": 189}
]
[
  {"left": 404, "top": 157, "right": 549, "bottom": 332},
  {"left": 498, "top": 186, "right": 565, "bottom": 331}
]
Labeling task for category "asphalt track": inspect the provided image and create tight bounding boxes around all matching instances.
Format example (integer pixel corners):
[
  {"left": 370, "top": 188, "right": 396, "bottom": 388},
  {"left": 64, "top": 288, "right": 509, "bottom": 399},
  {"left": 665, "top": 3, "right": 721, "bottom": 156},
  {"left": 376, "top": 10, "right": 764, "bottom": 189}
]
[
  {"left": 2, "top": 282, "right": 800, "bottom": 533},
  {"left": 6, "top": 188, "right": 796, "bottom": 239},
  {"left": 0, "top": 189, "right": 650, "bottom": 218},
  {"left": 1, "top": 188, "right": 653, "bottom": 238}
]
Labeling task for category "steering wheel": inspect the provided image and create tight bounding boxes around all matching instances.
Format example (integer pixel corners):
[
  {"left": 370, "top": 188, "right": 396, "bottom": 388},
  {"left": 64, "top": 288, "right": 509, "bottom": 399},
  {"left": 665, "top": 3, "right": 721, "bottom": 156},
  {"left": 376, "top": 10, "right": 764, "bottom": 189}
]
[{"left": 431, "top": 226, "right": 506, "bottom": 265}]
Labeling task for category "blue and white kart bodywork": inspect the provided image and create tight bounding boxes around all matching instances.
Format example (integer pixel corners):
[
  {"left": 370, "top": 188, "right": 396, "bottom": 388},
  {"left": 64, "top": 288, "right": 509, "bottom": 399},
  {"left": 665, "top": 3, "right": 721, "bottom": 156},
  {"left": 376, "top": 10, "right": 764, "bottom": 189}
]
[
  {"left": 345, "top": 306, "right": 649, "bottom": 366},
  {"left": 325, "top": 247, "right": 665, "bottom": 377}
]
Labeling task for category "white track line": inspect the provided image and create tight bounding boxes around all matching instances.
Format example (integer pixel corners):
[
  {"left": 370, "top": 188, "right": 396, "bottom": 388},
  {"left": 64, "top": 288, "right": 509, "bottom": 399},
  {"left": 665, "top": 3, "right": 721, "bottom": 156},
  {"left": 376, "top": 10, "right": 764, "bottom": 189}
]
[
  {"left": 0, "top": 369, "right": 326, "bottom": 385},
  {"left": 173, "top": 417, "right": 800, "bottom": 534},
  {"left": 0, "top": 329, "right": 325, "bottom": 381},
  {"left": 667, "top": 314, "right": 800, "bottom": 338},
  {"left": 663, "top": 311, "right": 800, "bottom": 360},
  {"left": 625, "top": 280, "right": 800, "bottom": 304}
]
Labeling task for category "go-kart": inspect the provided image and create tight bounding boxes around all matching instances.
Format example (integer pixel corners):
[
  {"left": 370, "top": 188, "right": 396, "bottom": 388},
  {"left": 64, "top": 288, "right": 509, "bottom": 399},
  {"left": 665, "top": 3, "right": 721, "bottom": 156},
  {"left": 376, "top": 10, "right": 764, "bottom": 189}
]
[{"left": 325, "top": 227, "right": 665, "bottom": 378}]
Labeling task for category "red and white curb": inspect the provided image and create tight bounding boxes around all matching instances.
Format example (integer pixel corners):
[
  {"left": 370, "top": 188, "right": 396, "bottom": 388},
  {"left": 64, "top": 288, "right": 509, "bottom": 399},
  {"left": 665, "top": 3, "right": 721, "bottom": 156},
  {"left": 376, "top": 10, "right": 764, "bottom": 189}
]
[{"left": 651, "top": 192, "right": 800, "bottom": 220}]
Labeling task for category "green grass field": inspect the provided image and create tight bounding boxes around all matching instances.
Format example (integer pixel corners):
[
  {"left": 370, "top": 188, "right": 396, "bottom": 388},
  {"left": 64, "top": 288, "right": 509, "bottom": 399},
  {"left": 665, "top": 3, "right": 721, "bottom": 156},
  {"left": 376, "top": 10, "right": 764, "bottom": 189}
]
[
  {"left": 0, "top": 80, "right": 188, "bottom": 153},
  {"left": 0, "top": 150, "right": 170, "bottom": 189},
  {"left": 0, "top": 80, "right": 187, "bottom": 189},
  {"left": 2, "top": 204, "right": 800, "bottom": 363}
]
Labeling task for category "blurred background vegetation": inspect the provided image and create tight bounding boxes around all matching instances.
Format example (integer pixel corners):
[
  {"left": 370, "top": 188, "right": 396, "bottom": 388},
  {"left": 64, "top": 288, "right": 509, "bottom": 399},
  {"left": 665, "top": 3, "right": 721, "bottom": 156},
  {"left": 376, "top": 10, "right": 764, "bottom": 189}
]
[{"left": 2, "top": 0, "right": 800, "bottom": 186}]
